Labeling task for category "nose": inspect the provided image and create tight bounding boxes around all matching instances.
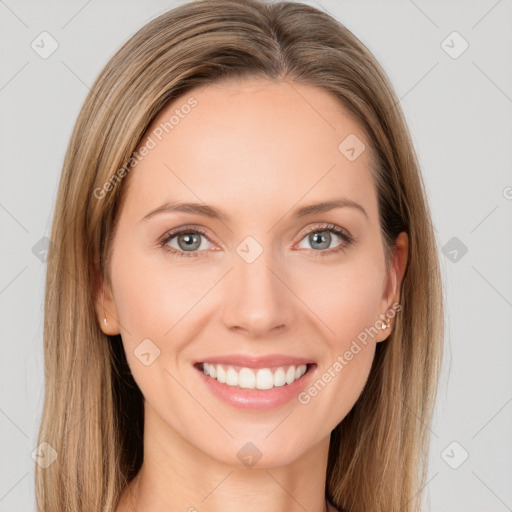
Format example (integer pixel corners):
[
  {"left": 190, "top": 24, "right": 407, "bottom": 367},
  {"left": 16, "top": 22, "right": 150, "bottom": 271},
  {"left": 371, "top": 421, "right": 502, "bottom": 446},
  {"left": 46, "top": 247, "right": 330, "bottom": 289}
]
[{"left": 221, "top": 247, "right": 295, "bottom": 338}]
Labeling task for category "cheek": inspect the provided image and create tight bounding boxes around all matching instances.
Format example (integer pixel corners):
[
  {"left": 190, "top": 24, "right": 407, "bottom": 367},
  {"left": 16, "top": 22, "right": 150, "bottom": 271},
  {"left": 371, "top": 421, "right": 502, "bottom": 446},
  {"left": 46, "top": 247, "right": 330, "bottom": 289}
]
[
  {"left": 111, "top": 248, "right": 207, "bottom": 333},
  {"left": 291, "top": 255, "right": 383, "bottom": 414},
  {"left": 110, "top": 250, "right": 220, "bottom": 388},
  {"left": 293, "top": 254, "right": 385, "bottom": 344},
  {"left": 297, "top": 266, "right": 382, "bottom": 424}
]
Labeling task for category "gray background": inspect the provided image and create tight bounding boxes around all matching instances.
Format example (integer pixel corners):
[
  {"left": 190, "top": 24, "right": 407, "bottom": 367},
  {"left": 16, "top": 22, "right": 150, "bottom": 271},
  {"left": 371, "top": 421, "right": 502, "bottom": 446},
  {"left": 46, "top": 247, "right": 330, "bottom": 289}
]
[{"left": 1, "top": 0, "right": 511, "bottom": 511}]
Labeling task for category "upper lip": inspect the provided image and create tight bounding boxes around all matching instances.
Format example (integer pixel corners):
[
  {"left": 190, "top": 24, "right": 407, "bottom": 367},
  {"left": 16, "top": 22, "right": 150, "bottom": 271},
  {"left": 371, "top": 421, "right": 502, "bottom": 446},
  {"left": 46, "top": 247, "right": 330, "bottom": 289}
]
[{"left": 194, "top": 354, "right": 315, "bottom": 369}]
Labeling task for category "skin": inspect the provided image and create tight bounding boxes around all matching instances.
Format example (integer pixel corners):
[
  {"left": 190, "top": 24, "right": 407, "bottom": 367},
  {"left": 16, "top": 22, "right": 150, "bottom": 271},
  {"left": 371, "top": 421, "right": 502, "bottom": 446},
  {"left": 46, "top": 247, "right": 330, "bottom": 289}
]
[{"left": 96, "top": 77, "right": 408, "bottom": 512}]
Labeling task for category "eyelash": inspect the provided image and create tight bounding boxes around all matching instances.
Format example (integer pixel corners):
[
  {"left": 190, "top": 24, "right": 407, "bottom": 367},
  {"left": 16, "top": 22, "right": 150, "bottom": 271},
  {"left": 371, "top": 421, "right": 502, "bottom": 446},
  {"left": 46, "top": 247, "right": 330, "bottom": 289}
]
[{"left": 157, "top": 223, "right": 354, "bottom": 258}]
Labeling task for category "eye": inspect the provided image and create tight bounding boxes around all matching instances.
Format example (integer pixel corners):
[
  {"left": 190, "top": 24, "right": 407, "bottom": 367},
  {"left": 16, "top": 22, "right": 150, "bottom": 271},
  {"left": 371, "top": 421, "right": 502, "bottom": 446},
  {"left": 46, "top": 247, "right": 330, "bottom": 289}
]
[
  {"left": 158, "top": 223, "right": 354, "bottom": 258},
  {"left": 295, "top": 223, "right": 354, "bottom": 256},
  {"left": 158, "top": 226, "right": 215, "bottom": 257}
]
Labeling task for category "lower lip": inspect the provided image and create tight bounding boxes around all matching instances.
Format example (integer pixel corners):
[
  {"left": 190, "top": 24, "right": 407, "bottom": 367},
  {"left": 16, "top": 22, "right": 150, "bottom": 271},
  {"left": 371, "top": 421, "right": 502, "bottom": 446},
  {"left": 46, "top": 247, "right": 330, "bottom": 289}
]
[{"left": 195, "top": 364, "right": 317, "bottom": 410}]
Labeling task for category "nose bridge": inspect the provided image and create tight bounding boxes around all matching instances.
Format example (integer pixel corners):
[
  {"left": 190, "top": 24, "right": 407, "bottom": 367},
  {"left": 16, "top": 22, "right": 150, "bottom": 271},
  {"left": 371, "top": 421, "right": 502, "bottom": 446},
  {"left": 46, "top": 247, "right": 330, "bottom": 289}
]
[{"left": 221, "top": 241, "right": 293, "bottom": 336}]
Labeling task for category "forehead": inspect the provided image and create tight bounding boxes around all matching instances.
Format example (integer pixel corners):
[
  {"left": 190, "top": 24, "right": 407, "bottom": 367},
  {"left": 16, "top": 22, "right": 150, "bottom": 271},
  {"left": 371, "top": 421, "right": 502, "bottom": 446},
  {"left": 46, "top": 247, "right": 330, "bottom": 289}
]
[{"left": 123, "top": 78, "right": 378, "bottom": 224}]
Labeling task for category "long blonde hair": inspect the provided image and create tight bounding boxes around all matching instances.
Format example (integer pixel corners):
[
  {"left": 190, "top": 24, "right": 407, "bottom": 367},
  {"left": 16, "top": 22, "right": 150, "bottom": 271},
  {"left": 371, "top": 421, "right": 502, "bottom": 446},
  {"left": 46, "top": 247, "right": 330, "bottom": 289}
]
[{"left": 36, "top": 1, "right": 444, "bottom": 510}]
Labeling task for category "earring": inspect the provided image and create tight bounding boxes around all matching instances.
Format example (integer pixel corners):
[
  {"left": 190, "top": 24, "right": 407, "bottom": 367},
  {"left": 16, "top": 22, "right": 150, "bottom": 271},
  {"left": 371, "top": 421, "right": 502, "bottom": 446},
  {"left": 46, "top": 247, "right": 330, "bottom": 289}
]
[
  {"left": 381, "top": 321, "right": 389, "bottom": 330},
  {"left": 102, "top": 287, "right": 107, "bottom": 326}
]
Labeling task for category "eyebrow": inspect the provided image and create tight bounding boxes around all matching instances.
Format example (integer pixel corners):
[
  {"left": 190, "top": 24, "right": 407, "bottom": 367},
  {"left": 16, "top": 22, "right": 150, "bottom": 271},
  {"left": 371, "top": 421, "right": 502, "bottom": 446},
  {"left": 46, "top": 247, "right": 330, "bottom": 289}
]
[{"left": 141, "top": 198, "right": 368, "bottom": 223}]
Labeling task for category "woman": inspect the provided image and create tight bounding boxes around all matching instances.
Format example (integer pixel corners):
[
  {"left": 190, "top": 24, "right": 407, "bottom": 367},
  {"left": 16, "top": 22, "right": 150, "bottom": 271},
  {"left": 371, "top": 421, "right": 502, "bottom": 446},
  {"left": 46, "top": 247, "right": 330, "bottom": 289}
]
[{"left": 35, "top": 1, "right": 444, "bottom": 511}]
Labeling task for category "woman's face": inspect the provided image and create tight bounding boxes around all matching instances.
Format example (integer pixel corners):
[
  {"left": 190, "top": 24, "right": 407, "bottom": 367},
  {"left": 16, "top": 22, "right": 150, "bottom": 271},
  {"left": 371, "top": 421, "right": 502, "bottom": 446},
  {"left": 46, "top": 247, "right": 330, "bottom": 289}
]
[{"left": 99, "top": 78, "right": 407, "bottom": 468}]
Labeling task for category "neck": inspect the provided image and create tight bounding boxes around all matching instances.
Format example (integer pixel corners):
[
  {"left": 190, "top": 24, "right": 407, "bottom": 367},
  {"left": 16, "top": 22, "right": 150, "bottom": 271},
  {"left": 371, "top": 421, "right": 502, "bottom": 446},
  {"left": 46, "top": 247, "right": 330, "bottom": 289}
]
[{"left": 117, "top": 401, "right": 334, "bottom": 512}]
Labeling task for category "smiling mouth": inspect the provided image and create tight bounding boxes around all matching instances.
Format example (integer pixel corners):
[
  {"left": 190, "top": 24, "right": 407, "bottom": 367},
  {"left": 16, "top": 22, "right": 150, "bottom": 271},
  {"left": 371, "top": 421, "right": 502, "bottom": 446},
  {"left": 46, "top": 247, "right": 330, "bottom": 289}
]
[{"left": 194, "top": 362, "right": 316, "bottom": 390}]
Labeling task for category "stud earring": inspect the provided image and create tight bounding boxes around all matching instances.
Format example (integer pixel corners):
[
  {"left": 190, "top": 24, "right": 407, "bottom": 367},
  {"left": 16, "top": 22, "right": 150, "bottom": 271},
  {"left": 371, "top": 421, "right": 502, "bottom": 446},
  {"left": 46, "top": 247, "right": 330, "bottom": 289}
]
[
  {"left": 102, "top": 287, "right": 108, "bottom": 326},
  {"left": 381, "top": 321, "right": 389, "bottom": 330}
]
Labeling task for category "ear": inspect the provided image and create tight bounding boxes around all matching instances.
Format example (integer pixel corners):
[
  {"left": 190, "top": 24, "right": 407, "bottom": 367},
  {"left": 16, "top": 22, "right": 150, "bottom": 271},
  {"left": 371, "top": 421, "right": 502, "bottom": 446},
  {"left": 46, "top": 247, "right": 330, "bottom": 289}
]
[
  {"left": 93, "top": 273, "right": 121, "bottom": 336},
  {"left": 376, "top": 231, "right": 408, "bottom": 342}
]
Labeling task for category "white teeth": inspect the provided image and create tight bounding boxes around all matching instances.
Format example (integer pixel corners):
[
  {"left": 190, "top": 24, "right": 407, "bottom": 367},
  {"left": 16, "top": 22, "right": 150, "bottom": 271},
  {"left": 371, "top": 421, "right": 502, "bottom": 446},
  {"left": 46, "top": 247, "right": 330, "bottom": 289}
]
[
  {"left": 273, "top": 367, "right": 286, "bottom": 387},
  {"left": 216, "top": 365, "right": 226, "bottom": 383},
  {"left": 201, "top": 363, "right": 309, "bottom": 389},
  {"left": 256, "top": 368, "right": 274, "bottom": 390},
  {"left": 226, "top": 367, "right": 239, "bottom": 386},
  {"left": 285, "top": 366, "right": 296, "bottom": 384},
  {"left": 239, "top": 368, "right": 255, "bottom": 389}
]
